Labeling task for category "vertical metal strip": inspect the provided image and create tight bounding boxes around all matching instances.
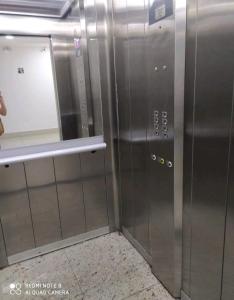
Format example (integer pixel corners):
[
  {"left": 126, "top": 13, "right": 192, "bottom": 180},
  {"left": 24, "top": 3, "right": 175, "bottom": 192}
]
[
  {"left": 95, "top": 0, "right": 110, "bottom": 228},
  {"left": 23, "top": 162, "right": 36, "bottom": 247},
  {"left": 52, "top": 158, "right": 64, "bottom": 240},
  {"left": 0, "top": 218, "right": 8, "bottom": 267},
  {"left": 174, "top": 0, "right": 187, "bottom": 294},
  {"left": 79, "top": 0, "right": 94, "bottom": 136},
  {"left": 110, "top": 0, "right": 122, "bottom": 229},
  {"left": 220, "top": 80, "right": 234, "bottom": 300},
  {"left": 103, "top": 154, "right": 111, "bottom": 226},
  {"left": 189, "top": 0, "right": 198, "bottom": 294},
  {"left": 126, "top": 0, "right": 135, "bottom": 237},
  {"left": 49, "top": 38, "right": 63, "bottom": 141},
  {"left": 79, "top": 153, "right": 87, "bottom": 232},
  {"left": 96, "top": 0, "right": 120, "bottom": 230}
]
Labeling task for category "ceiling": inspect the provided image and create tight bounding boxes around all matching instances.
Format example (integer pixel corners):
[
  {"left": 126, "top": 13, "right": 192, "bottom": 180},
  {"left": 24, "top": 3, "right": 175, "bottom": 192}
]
[{"left": 0, "top": 0, "right": 75, "bottom": 18}]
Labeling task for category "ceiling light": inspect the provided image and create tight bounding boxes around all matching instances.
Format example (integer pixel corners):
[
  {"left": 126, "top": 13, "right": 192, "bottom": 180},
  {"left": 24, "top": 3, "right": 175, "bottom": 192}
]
[{"left": 5, "top": 35, "right": 14, "bottom": 40}]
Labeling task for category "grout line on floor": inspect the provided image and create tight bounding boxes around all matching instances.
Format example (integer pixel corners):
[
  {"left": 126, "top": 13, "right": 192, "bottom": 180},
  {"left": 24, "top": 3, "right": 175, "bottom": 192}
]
[
  {"left": 121, "top": 284, "right": 156, "bottom": 300},
  {"left": 63, "top": 249, "right": 85, "bottom": 296}
]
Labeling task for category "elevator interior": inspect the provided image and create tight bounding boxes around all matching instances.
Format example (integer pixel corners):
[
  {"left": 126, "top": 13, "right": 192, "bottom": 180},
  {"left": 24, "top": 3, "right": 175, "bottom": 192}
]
[{"left": 0, "top": 0, "right": 234, "bottom": 300}]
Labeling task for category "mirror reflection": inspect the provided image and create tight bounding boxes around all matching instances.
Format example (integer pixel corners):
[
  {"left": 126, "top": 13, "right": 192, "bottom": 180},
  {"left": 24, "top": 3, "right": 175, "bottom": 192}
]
[
  {"left": 0, "top": 36, "right": 61, "bottom": 149},
  {"left": 0, "top": 35, "right": 103, "bottom": 150}
]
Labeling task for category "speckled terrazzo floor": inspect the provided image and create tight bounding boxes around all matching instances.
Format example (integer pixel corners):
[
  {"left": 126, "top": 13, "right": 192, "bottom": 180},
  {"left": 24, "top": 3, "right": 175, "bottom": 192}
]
[{"left": 0, "top": 232, "right": 175, "bottom": 300}]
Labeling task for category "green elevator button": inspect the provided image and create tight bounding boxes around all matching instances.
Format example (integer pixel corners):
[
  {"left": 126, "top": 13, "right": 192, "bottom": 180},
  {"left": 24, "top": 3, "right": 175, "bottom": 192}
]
[{"left": 160, "top": 158, "right": 165, "bottom": 165}]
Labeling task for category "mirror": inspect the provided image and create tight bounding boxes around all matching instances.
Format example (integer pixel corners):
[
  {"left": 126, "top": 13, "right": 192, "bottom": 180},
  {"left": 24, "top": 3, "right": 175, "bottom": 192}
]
[{"left": 0, "top": 34, "right": 103, "bottom": 151}]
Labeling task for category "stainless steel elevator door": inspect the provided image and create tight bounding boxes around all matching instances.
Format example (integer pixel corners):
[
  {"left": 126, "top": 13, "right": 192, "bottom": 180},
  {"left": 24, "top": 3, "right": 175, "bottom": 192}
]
[{"left": 183, "top": 0, "right": 234, "bottom": 299}]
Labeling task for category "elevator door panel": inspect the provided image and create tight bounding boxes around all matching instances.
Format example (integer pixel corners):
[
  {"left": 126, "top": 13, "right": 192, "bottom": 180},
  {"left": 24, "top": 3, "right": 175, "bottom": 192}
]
[
  {"left": 54, "top": 154, "right": 85, "bottom": 238},
  {"left": 188, "top": 1, "right": 234, "bottom": 299},
  {"left": 128, "top": 0, "right": 150, "bottom": 252},
  {"left": 146, "top": 9, "right": 175, "bottom": 295},
  {"left": 0, "top": 164, "right": 35, "bottom": 255},
  {"left": 80, "top": 151, "right": 108, "bottom": 231},
  {"left": 25, "top": 158, "right": 61, "bottom": 247}
]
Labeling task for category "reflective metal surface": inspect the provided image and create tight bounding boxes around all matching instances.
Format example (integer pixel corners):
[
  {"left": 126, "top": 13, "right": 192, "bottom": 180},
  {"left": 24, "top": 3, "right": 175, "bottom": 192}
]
[
  {"left": 0, "top": 150, "right": 110, "bottom": 264},
  {"left": 80, "top": 151, "right": 108, "bottom": 231},
  {"left": 0, "top": 0, "right": 116, "bottom": 267},
  {"left": 113, "top": 0, "right": 151, "bottom": 248},
  {"left": 25, "top": 158, "right": 62, "bottom": 247},
  {"left": 0, "top": 0, "right": 74, "bottom": 18},
  {"left": 222, "top": 68, "right": 234, "bottom": 300},
  {"left": 112, "top": 0, "right": 134, "bottom": 234},
  {"left": 0, "top": 163, "right": 35, "bottom": 256},
  {"left": 0, "top": 136, "right": 106, "bottom": 165},
  {"left": 174, "top": 0, "right": 186, "bottom": 294},
  {"left": 54, "top": 154, "right": 85, "bottom": 238},
  {"left": 0, "top": 2, "right": 106, "bottom": 162},
  {"left": 8, "top": 226, "right": 110, "bottom": 265},
  {"left": 0, "top": 1, "right": 104, "bottom": 156},
  {"left": 182, "top": 0, "right": 196, "bottom": 295},
  {"left": 113, "top": 0, "right": 185, "bottom": 297},
  {"left": 145, "top": 0, "right": 175, "bottom": 294},
  {"left": 0, "top": 221, "right": 7, "bottom": 268},
  {"left": 77, "top": 0, "right": 94, "bottom": 137},
  {"left": 96, "top": 0, "right": 119, "bottom": 230},
  {"left": 222, "top": 145, "right": 234, "bottom": 300},
  {"left": 0, "top": 14, "right": 80, "bottom": 37},
  {"left": 128, "top": 0, "right": 150, "bottom": 253},
  {"left": 183, "top": 0, "right": 234, "bottom": 299}
]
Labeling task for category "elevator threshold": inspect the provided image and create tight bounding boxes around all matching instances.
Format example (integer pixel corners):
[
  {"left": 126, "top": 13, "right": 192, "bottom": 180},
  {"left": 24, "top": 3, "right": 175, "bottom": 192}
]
[{"left": 8, "top": 226, "right": 110, "bottom": 265}]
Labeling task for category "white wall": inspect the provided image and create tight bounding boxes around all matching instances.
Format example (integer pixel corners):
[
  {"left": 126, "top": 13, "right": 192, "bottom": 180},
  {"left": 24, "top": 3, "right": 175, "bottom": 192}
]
[{"left": 0, "top": 36, "right": 60, "bottom": 134}]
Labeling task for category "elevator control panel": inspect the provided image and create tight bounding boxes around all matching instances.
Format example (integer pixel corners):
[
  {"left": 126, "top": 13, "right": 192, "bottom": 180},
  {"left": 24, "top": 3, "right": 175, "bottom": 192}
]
[
  {"left": 153, "top": 110, "right": 168, "bottom": 138},
  {"left": 149, "top": 0, "right": 173, "bottom": 25},
  {"left": 151, "top": 153, "right": 173, "bottom": 168}
]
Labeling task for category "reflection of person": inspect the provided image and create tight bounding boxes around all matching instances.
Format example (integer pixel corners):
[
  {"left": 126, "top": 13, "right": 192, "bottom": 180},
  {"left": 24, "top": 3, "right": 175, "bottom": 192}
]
[{"left": 0, "top": 91, "right": 7, "bottom": 137}]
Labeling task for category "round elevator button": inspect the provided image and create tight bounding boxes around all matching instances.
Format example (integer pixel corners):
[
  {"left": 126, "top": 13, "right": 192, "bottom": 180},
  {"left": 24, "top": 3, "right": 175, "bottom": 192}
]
[
  {"left": 167, "top": 161, "right": 173, "bottom": 168},
  {"left": 159, "top": 158, "right": 165, "bottom": 165}
]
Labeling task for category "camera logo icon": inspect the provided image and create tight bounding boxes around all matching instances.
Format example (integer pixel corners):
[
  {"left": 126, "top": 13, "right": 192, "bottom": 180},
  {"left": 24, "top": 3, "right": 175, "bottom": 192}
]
[{"left": 9, "top": 283, "right": 22, "bottom": 295}]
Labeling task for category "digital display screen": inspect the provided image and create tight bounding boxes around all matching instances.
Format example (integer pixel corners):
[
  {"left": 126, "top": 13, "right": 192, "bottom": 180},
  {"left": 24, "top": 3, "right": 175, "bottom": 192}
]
[{"left": 149, "top": 0, "right": 173, "bottom": 25}]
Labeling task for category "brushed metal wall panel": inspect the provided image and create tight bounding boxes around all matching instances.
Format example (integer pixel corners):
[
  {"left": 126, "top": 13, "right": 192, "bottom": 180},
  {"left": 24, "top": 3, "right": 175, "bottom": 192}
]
[
  {"left": 80, "top": 151, "right": 108, "bottom": 231},
  {"left": 80, "top": 150, "right": 105, "bottom": 177},
  {"left": 185, "top": 1, "right": 234, "bottom": 299},
  {"left": 54, "top": 154, "right": 86, "bottom": 238},
  {"left": 182, "top": 0, "right": 196, "bottom": 295},
  {"left": 0, "top": 164, "right": 35, "bottom": 256},
  {"left": 51, "top": 37, "right": 79, "bottom": 140},
  {"left": 25, "top": 158, "right": 62, "bottom": 247},
  {"left": 0, "top": 221, "right": 7, "bottom": 268},
  {"left": 0, "top": 0, "right": 116, "bottom": 262},
  {"left": 112, "top": 0, "right": 134, "bottom": 235},
  {"left": 95, "top": 0, "right": 118, "bottom": 230},
  {"left": 82, "top": 177, "right": 107, "bottom": 231},
  {"left": 145, "top": 5, "right": 175, "bottom": 296},
  {"left": 127, "top": 0, "right": 150, "bottom": 253}
]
